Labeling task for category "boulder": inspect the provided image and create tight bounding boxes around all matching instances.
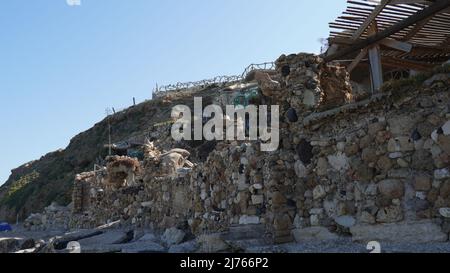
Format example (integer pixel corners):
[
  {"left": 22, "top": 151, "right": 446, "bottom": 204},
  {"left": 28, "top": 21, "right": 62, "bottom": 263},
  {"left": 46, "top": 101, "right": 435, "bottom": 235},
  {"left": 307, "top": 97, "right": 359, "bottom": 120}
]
[
  {"left": 350, "top": 220, "right": 448, "bottom": 243},
  {"left": 162, "top": 228, "right": 186, "bottom": 246},
  {"left": 197, "top": 234, "right": 230, "bottom": 253},
  {"left": 292, "top": 227, "right": 339, "bottom": 243},
  {"left": 0, "top": 238, "right": 21, "bottom": 253},
  {"left": 335, "top": 215, "right": 356, "bottom": 228}
]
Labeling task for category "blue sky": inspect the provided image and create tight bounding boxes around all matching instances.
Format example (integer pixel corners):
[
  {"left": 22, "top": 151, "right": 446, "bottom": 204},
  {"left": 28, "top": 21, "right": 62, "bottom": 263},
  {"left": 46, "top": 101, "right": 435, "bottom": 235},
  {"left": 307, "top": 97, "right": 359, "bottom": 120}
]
[{"left": 0, "top": 0, "right": 347, "bottom": 185}]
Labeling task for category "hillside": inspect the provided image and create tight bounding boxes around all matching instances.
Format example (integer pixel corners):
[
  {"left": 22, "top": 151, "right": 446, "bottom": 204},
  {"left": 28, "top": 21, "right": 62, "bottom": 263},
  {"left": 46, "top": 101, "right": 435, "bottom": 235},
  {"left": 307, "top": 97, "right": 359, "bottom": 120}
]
[{"left": 0, "top": 87, "right": 220, "bottom": 222}]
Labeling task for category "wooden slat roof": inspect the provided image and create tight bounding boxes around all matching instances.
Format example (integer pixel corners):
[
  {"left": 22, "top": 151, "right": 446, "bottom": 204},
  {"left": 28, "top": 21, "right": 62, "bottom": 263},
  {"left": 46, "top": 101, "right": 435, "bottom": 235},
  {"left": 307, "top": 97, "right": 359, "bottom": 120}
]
[{"left": 328, "top": 0, "right": 450, "bottom": 65}]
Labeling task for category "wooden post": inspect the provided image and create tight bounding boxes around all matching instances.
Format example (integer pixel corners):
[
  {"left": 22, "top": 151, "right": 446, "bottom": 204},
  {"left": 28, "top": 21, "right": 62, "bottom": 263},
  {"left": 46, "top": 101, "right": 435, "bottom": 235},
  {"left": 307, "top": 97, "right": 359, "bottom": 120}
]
[
  {"left": 368, "top": 23, "right": 383, "bottom": 93},
  {"left": 369, "top": 45, "right": 383, "bottom": 93}
]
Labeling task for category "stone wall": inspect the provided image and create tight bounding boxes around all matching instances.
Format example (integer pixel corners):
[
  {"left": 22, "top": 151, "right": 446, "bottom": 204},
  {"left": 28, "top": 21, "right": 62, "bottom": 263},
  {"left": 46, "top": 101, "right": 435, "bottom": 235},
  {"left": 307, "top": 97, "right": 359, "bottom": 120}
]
[{"left": 26, "top": 53, "right": 450, "bottom": 244}]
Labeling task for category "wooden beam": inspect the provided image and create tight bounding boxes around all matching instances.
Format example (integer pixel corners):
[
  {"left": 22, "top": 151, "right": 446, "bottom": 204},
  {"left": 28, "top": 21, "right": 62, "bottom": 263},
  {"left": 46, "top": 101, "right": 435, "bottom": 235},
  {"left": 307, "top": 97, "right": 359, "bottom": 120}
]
[
  {"left": 380, "top": 38, "right": 413, "bottom": 52},
  {"left": 347, "top": 48, "right": 368, "bottom": 73},
  {"left": 381, "top": 57, "right": 435, "bottom": 70},
  {"left": 352, "top": 0, "right": 391, "bottom": 40},
  {"left": 389, "top": 0, "right": 434, "bottom": 4},
  {"left": 324, "top": 0, "right": 450, "bottom": 62}
]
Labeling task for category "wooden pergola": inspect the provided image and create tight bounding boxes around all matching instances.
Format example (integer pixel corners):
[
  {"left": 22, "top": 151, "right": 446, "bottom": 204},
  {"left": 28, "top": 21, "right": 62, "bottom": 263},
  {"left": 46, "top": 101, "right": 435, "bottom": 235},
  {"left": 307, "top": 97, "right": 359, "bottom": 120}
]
[{"left": 325, "top": 0, "right": 450, "bottom": 92}]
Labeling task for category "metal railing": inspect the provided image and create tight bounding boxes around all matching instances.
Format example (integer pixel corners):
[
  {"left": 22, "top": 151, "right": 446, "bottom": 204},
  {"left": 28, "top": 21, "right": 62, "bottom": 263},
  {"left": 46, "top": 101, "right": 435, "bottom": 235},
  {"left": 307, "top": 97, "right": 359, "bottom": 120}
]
[{"left": 152, "top": 62, "right": 276, "bottom": 98}]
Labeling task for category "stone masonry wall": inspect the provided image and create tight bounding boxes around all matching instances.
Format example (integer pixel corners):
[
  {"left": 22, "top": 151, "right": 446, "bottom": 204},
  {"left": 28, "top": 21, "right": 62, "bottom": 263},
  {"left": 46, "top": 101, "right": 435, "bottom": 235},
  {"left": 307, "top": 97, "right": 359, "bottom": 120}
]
[{"left": 27, "top": 53, "right": 450, "bottom": 244}]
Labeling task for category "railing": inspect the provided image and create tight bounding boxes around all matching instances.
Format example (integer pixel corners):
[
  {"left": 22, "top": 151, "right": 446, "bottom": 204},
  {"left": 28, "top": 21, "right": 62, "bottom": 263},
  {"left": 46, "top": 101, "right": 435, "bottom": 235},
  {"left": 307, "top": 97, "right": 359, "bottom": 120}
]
[{"left": 152, "top": 62, "right": 276, "bottom": 98}]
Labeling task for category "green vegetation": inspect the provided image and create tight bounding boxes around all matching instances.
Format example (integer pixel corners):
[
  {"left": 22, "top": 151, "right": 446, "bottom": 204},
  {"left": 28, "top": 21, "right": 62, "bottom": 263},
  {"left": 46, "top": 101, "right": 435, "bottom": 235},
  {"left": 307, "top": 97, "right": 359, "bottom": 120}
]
[{"left": 0, "top": 171, "right": 39, "bottom": 207}]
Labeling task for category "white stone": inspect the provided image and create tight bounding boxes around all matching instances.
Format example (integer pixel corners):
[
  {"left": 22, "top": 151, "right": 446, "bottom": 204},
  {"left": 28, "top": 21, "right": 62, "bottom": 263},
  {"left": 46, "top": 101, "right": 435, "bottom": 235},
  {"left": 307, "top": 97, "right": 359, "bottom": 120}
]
[
  {"left": 294, "top": 160, "right": 307, "bottom": 178},
  {"left": 434, "top": 168, "right": 450, "bottom": 180},
  {"left": 240, "top": 157, "right": 249, "bottom": 165},
  {"left": 293, "top": 215, "right": 306, "bottom": 229},
  {"left": 439, "top": 208, "right": 450, "bottom": 218},
  {"left": 303, "top": 90, "right": 316, "bottom": 107},
  {"left": 141, "top": 201, "right": 152, "bottom": 208},
  {"left": 309, "top": 208, "right": 324, "bottom": 215},
  {"left": 430, "top": 145, "right": 442, "bottom": 157},
  {"left": 310, "top": 214, "right": 320, "bottom": 226},
  {"left": 443, "top": 121, "right": 450, "bottom": 135},
  {"left": 415, "top": 192, "right": 427, "bottom": 200},
  {"left": 253, "top": 183, "right": 263, "bottom": 190},
  {"left": 327, "top": 152, "right": 350, "bottom": 172},
  {"left": 335, "top": 215, "right": 356, "bottom": 228},
  {"left": 162, "top": 228, "right": 185, "bottom": 246},
  {"left": 389, "top": 152, "right": 403, "bottom": 159},
  {"left": 313, "top": 185, "right": 326, "bottom": 200},
  {"left": 239, "top": 215, "right": 260, "bottom": 225}
]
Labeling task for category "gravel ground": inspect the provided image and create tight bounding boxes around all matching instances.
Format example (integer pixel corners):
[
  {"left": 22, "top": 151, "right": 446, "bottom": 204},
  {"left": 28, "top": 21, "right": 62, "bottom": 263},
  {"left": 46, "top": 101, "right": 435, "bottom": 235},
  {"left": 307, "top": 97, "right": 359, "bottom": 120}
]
[
  {"left": 248, "top": 238, "right": 450, "bottom": 253},
  {"left": 3, "top": 227, "right": 450, "bottom": 253}
]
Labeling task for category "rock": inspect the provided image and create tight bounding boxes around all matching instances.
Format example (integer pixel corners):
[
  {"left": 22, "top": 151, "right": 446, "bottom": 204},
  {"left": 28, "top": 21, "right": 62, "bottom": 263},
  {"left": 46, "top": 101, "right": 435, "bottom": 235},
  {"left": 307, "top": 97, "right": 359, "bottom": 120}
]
[
  {"left": 335, "top": 215, "right": 356, "bottom": 228},
  {"left": 359, "top": 211, "right": 376, "bottom": 224},
  {"left": 442, "top": 120, "right": 450, "bottom": 135},
  {"left": 437, "top": 134, "right": 450, "bottom": 155},
  {"left": 271, "top": 192, "right": 286, "bottom": 205},
  {"left": 286, "top": 108, "right": 298, "bottom": 123},
  {"left": 313, "top": 185, "right": 326, "bottom": 200},
  {"left": 310, "top": 214, "right": 320, "bottom": 226},
  {"left": 434, "top": 168, "right": 450, "bottom": 180},
  {"left": 388, "top": 116, "right": 415, "bottom": 137},
  {"left": 119, "top": 241, "right": 166, "bottom": 253},
  {"left": 197, "top": 234, "right": 230, "bottom": 253},
  {"left": 439, "top": 208, "right": 450, "bottom": 218},
  {"left": 345, "top": 143, "right": 359, "bottom": 156},
  {"left": 162, "top": 228, "right": 186, "bottom": 246},
  {"left": 20, "top": 239, "right": 36, "bottom": 250},
  {"left": 389, "top": 152, "right": 403, "bottom": 159},
  {"left": 376, "top": 206, "right": 403, "bottom": 223},
  {"left": 52, "top": 229, "right": 103, "bottom": 250},
  {"left": 0, "top": 238, "right": 21, "bottom": 253},
  {"left": 294, "top": 161, "right": 307, "bottom": 178},
  {"left": 327, "top": 152, "right": 350, "bottom": 172},
  {"left": 136, "top": 233, "right": 158, "bottom": 242},
  {"left": 291, "top": 227, "right": 339, "bottom": 243},
  {"left": 377, "top": 156, "right": 392, "bottom": 171},
  {"left": 303, "top": 90, "right": 316, "bottom": 107},
  {"left": 315, "top": 157, "right": 328, "bottom": 176},
  {"left": 378, "top": 179, "right": 404, "bottom": 199},
  {"left": 414, "top": 176, "right": 431, "bottom": 191},
  {"left": 368, "top": 122, "right": 386, "bottom": 136},
  {"left": 440, "top": 181, "right": 450, "bottom": 198},
  {"left": 239, "top": 215, "right": 260, "bottom": 225},
  {"left": 296, "top": 140, "right": 313, "bottom": 165},
  {"left": 251, "top": 195, "right": 264, "bottom": 205},
  {"left": 350, "top": 220, "right": 448, "bottom": 243},
  {"left": 388, "top": 168, "right": 410, "bottom": 179},
  {"left": 387, "top": 137, "right": 414, "bottom": 152},
  {"left": 423, "top": 73, "right": 450, "bottom": 87},
  {"left": 168, "top": 240, "right": 199, "bottom": 253},
  {"left": 78, "top": 231, "right": 130, "bottom": 247},
  {"left": 362, "top": 148, "right": 377, "bottom": 163},
  {"left": 397, "top": 158, "right": 409, "bottom": 168}
]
